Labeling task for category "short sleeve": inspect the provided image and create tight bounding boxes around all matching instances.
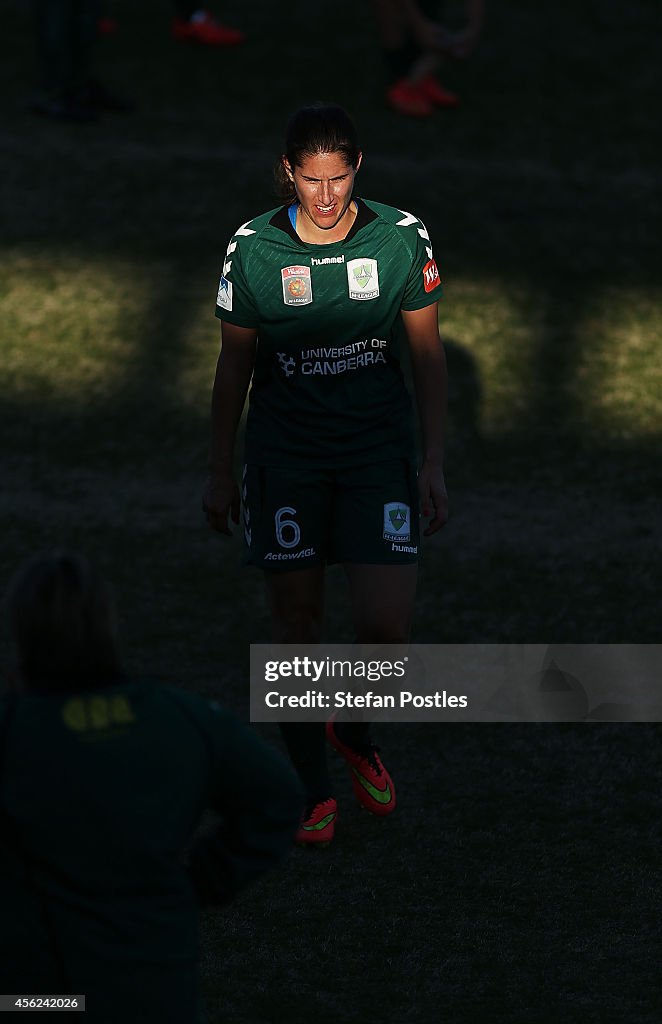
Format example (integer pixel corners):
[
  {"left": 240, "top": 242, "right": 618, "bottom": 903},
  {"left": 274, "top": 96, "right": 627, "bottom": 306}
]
[
  {"left": 215, "top": 224, "right": 260, "bottom": 328},
  {"left": 399, "top": 214, "right": 443, "bottom": 311}
]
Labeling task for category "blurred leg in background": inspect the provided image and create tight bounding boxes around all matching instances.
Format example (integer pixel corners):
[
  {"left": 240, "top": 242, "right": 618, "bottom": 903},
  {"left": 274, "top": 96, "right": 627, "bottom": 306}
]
[
  {"left": 375, "top": 0, "right": 484, "bottom": 117},
  {"left": 31, "top": 0, "right": 133, "bottom": 121},
  {"left": 31, "top": 0, "right": 100, "bottom": 120}
]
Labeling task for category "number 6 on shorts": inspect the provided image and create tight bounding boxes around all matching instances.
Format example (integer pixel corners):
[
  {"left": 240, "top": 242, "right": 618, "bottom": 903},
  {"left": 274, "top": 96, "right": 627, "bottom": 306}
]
[{"left": 275, "top": 506, "right": 301, "bottom": 549}]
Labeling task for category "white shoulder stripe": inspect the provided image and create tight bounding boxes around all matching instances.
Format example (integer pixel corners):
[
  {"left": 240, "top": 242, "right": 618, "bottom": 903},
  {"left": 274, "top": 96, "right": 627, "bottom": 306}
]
[
  {"left": 397, "top": 209, "right": 433, "bottom": 251},
  {"left": 235, "top": 220, "right": 256, "bottom": 236},
  {"left": 222, "top": 239, "right": 238, "bottom": 277}
]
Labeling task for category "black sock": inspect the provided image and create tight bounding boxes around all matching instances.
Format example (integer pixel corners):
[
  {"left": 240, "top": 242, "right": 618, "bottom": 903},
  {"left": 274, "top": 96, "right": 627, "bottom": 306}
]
[{"left": 279, "top": 723, "right": 331, "bottom": 808}]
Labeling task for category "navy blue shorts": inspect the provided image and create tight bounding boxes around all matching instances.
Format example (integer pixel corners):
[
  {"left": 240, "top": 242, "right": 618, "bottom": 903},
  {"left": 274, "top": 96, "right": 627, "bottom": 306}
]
[{"left": 242, "top": 461, "right": 420, "bottom": 572}]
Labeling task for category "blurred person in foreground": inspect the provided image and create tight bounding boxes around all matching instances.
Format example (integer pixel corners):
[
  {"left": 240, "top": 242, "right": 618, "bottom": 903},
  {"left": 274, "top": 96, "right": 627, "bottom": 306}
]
[
  {"left": 375, "top": 0, "right": 485, "bottom": 116},
  {"left": 0, "top": 551, "right": 303, "bottom": 1023}
]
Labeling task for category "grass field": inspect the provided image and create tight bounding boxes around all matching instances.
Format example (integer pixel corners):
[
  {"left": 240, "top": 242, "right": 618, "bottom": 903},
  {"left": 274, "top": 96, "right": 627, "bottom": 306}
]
[{"left": 1, "top": 1, "right": 661, "bottom": 1021}]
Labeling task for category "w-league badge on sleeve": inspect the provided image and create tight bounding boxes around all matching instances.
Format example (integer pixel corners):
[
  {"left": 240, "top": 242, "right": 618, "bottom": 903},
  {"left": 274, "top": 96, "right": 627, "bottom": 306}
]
[{"left": 217, "top": 275, "right": 233, "bottom": 311}]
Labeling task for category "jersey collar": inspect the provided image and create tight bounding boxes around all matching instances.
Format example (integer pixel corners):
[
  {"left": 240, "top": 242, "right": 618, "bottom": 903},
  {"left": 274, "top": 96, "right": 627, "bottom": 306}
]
[{"left": 270, "top": 198, "right": 377, "bottom": 245}]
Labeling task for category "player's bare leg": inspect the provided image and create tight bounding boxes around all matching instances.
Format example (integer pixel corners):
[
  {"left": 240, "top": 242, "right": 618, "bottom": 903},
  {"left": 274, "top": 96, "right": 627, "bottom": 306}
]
[
  {"left": 325, "top": 562, "right": 418, "bottom": 816},
  {"left": 344, "top": 562, "right": 418, "bottom": 643},
  {"left": 266, "top": 566, "right": 335, "bottom": 843},
  {"left": 265, "top": 565, "right": 325, "bottom": 643}
]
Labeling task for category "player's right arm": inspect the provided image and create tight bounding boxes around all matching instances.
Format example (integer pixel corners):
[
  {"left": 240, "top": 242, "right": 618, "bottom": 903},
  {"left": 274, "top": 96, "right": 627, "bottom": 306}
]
[{"left": 203, "top": 323, "right": 258, "bottom": 535}]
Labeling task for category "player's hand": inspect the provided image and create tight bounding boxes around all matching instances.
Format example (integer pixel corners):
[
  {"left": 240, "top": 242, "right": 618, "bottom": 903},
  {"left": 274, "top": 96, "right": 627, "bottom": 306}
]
[
  {"left": 418, "top": 461, "right": 449, "bottom": 536},
  {"left": 202, "top": 471, "right": 240, "bottom": 535}
]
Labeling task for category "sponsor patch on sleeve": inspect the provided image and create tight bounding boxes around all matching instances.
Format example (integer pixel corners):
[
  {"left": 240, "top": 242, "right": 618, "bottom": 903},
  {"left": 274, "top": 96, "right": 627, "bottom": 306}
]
[
  {"left": 423, "top": 259, "right": 440, "bottom": 293},
  {"left": 216, "top": 275, "right": 233, "bottom": 311}
]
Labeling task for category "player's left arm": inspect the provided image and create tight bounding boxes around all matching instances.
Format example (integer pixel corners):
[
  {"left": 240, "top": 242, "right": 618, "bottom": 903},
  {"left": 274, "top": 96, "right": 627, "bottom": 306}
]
[{"left": 401, "top": 302, "right": 449, "bottom": 536}]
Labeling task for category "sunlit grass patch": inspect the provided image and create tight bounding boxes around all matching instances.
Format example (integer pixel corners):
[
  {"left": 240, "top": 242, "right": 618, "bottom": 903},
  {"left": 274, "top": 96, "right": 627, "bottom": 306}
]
[
  {"left": 441, "top": 277, "right": 542, "bottom": 439},
  {"left": 571, "top": 287, "right": 662, "bottom": 440},
  {"left": 0, "top": 251, "right": 151, "bottom": 403}
]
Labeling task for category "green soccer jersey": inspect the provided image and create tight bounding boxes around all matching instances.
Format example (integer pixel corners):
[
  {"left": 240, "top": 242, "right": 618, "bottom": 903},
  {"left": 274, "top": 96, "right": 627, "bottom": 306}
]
[{"left": 215, "top": 198, "right": 443, "bottom": 468}]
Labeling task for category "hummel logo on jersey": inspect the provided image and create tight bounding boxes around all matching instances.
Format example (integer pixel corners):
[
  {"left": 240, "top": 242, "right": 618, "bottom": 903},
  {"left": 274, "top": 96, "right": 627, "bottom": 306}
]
[
  {"left": 423, "top": 259, "right": 440, "bottom": 293},
  {"left": 347, "top": 258, "right": 379, "bottom": 301},
  {"left": 311, "top": 254, "right": 345, "bottom": 266},
  {"left": 383, "top": 502, "right": 411, "bottom": 541}
]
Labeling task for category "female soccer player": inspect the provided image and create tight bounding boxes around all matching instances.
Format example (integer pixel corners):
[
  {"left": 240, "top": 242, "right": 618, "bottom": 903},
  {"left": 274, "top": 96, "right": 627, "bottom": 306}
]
[{"left": 203, "top": 104, "right": 448, "bottom": 846}]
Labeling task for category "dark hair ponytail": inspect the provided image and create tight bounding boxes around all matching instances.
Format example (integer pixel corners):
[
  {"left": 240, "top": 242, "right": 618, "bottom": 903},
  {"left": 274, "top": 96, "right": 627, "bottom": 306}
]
[{"left": 274, "top": 103, "right": 361, "bottom": 204}]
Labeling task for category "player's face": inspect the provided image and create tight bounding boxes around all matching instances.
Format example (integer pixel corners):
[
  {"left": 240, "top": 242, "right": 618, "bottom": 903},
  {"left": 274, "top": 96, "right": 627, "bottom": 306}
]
[{"left": 284, "top": 150, "right": 362, "bottom": 242}]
